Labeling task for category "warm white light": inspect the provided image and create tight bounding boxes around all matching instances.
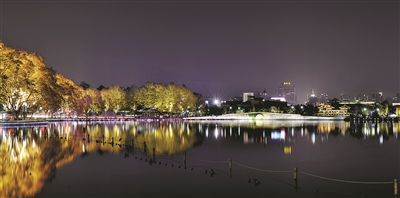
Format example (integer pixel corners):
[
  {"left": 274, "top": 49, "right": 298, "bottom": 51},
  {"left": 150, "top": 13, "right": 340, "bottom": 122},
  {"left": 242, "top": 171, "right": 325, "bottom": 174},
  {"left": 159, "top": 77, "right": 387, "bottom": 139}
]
[{"left": 311, "top": 133, "right": 316, "bottom": 144}]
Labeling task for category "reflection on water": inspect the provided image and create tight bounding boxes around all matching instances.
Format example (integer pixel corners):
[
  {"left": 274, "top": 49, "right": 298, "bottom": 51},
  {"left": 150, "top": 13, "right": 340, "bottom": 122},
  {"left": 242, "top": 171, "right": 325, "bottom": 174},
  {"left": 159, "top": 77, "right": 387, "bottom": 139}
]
[{"left": 0, "top": 120, "right": 398, "bottom": 197}]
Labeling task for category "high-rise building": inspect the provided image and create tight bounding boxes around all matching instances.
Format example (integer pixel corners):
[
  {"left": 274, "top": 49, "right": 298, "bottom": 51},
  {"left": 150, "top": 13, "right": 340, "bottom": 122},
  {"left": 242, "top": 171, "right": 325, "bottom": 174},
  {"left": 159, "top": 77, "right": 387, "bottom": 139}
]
[
  {"left": 340, "top": 93, "right": 351, "bottom": 101},
  {"left": 371, "top": 92, "right": 383, "bottom": 102},
  {"left": 243, "top": 92, "right": 254, "bottom": 102},
  {"left": 278, "top": 82, "right": 296, "bottom": 104},
  {"left": 319, "top": 93, "right": 329, "bottom": 103},
  {"left": 307, "top": 89, "right": 319, "bottom": 105},
  {"left": 261, "top": 88, "right": 267, "bottom": 100}
]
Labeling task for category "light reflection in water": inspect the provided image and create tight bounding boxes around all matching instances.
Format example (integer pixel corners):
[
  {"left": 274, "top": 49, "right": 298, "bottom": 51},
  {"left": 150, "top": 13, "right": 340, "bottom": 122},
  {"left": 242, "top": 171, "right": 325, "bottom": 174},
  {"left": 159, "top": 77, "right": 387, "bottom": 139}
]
[{"left": 0, "top": 120, "right": 398, "bottom": 197}]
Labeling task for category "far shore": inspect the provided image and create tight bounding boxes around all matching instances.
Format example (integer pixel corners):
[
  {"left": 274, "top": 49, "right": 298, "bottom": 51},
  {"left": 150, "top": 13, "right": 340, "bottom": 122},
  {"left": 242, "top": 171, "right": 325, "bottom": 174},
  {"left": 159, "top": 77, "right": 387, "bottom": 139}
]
[{"left": 1, "top": 113, "right": 397, "bottom": 126}]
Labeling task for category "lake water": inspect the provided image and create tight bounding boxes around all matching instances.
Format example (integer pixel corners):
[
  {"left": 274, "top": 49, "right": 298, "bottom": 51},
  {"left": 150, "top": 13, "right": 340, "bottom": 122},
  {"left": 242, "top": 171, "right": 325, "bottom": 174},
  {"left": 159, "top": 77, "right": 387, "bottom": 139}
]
[{"left": 1, "top": 120, "right": 399, "bottom": 197}]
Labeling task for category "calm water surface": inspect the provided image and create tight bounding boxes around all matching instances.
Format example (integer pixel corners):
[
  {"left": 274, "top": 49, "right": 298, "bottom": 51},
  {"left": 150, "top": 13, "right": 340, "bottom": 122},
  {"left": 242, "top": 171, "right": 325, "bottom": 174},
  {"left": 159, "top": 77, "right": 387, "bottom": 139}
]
[{"left": 1, "top": 120, "right": 399, "bottom": 197}]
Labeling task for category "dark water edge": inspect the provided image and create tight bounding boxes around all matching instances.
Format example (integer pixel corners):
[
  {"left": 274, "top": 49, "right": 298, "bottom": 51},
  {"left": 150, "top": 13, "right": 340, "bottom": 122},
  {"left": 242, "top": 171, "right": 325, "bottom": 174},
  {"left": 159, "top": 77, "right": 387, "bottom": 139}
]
[
  {"left": 34, "top": 150, "right": 397, "bottom": 198},
  {"left": 1, "top": 120, "right": 398, "bottom": 197}
]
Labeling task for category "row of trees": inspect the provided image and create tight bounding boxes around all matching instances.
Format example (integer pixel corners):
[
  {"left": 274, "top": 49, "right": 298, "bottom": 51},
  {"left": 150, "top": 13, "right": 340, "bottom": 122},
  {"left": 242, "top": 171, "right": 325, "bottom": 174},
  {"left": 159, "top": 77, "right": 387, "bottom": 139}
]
[{"left": 0, "top": 41, "right": 204, "bottom": 119}]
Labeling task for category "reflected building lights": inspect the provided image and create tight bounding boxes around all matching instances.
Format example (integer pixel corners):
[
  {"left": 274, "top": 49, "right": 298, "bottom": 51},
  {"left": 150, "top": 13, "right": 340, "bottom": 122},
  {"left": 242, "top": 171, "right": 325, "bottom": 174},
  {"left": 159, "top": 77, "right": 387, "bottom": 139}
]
[
  {"left": 214, "top": 126, "right": 218, "bottom": 139},
  {"left": 311, "top": 133, "right": 316, "bottom": 145}
]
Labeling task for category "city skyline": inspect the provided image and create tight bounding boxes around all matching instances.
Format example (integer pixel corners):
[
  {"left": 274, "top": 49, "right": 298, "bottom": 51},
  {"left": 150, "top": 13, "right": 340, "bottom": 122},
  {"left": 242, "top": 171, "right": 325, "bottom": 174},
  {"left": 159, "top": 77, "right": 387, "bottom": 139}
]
[{"left": 1, "top": 0, "right": 398, "bottom": 103}]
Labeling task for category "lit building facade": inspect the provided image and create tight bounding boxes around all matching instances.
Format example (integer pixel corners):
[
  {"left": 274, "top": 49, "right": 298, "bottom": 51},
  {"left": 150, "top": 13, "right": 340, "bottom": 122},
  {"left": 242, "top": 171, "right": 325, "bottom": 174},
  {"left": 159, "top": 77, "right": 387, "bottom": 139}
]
[
  {"left": 317, "top": 104, "right": 350, "bottom": 117},
  {"left": 278, "top": 82, "right": 296, "bottom": 104},
  {"left": 243, "top": 92, "right": 254, "bottom": 102},
  {"left": 307, "top": 89, "right": 319, "bottom": 105}
]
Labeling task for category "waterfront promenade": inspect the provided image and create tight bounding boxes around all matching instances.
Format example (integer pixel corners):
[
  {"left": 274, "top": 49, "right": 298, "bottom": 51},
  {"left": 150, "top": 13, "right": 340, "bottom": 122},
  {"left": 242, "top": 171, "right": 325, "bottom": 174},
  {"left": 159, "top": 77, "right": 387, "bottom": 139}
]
[
  {"left": 183, "top": 112, "right": 346, "bottom": 121},
  {"left": 1, "top": 112, "right": 398, "bottom": 126}
]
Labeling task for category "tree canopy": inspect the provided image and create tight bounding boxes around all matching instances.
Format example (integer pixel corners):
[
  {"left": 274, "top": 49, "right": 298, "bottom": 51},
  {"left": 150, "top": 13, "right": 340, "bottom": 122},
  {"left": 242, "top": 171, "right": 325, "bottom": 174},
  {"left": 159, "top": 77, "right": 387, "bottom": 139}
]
[{"left": 0, "top": 41, "right": 204, "bottom": 118}]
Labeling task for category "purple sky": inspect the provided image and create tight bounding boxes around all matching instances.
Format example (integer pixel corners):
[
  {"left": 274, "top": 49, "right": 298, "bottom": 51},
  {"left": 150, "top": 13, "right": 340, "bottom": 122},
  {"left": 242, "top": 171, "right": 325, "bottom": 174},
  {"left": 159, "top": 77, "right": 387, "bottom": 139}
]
[{"left": 1, "top": 0, "right": 399, "bottom": 103}]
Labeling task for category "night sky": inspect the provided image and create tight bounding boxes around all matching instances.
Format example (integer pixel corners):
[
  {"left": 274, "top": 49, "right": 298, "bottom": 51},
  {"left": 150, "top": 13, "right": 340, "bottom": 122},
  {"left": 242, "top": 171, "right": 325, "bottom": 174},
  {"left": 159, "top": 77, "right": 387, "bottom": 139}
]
[{"left": 1, "top": 0, "right": 399, "bottom": 103}]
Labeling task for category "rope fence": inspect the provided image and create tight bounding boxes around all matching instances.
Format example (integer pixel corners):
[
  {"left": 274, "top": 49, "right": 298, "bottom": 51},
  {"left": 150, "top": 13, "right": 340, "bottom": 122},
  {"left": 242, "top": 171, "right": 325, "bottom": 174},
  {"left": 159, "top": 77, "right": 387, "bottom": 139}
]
[
  {"left": 187, "top": 154, "right": 229, "bottom": 164},
  {"left": 15, "top": 131, "right": 398, "bottom": 196},
  {"left": 299, "top": 170, "right": 394, "bottom": 185},
  {"left": 232, "top": 161, "right": 292, "bottom": 173}
]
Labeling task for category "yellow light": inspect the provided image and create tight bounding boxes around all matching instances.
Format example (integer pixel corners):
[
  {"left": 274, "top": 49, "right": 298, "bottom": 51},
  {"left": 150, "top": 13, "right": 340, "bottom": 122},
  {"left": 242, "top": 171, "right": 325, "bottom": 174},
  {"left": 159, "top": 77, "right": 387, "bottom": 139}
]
[{"left": 284, "top": 146, "right": 292, "bottom": 154}]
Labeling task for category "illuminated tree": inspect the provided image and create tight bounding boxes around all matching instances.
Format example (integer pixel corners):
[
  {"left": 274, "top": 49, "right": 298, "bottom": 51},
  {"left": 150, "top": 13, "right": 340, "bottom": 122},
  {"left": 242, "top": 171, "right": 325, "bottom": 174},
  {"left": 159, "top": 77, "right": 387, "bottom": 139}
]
[
  {"left": 133, "top": 82, "right": 199, "bottom": 115},
  {"left": 134, "top": 82, "right": 164, "bottom": 110},
  {"left": 125, "top": 85, "right": 139, "bottom": 112},
  {"left": 76, "top": 88, "right": 103, "bottom": 116},
  {"left": 34, "top": 67, "right": 64, "bottom": 115},
  {"left": 100, "top": 85, "right": 126, "bottom": 113},
  {"left": 55, "top": 74, "right": 81, "bottom": 115},
  {"left": 378, "top": 100, "right": 389, "bottom": 117},
  {"left": 173, "top": 84, "right": 197, "bottom": 113},
  {"left": 0, "top": 41, "right": 57, "bottom": 119}
]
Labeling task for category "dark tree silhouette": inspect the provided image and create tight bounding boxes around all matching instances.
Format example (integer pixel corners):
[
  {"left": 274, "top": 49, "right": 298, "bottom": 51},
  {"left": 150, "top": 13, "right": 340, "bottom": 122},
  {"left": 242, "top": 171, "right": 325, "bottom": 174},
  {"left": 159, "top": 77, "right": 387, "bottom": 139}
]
[
  {"left": 97, "top": 85, "right": 106, "bottom": 91},
  {"left": 79, "top": 81, "right": 90, "bottom": 90}
]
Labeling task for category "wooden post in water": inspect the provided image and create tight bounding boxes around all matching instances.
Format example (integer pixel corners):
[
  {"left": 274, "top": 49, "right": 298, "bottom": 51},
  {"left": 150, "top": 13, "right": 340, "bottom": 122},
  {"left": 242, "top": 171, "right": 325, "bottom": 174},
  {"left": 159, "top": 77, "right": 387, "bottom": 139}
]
[
  {"left": 229, "top": 158, "right": 232, "bottom": 178},
  {"left": 395, "top": 179, "right": 398, "bottom": 197},
  {"left": 144, "top": 141, "right": 147, "bottom": 155},
  {"left": 183, "top": 152, "right": 187, "bottom": 169},
  {"left": 293, "top": 167, "right": 298, "bottom": 191},
  {"left": 153, "top": 148, "right": 156, "bottom": 162}
]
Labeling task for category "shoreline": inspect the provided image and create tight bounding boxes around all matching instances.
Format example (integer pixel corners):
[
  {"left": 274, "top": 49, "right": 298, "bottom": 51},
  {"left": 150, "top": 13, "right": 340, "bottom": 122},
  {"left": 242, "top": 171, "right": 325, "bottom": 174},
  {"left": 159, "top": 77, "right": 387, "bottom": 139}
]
[{"left": 0, "top": 113, "right": 397, "bottom": 127}]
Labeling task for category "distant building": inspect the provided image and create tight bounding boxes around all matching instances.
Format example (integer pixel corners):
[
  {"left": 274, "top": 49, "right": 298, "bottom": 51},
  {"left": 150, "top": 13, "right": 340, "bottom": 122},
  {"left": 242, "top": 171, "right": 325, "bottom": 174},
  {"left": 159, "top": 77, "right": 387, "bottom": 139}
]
[
  {"left": 270, "top": 97, "right": 286, "bottom": 102},
  {"left": 393, "top": 93, "right": 400, "bottom": 103},
  {"left": 393, "top": 102, "right": 400, "bottom": 115},
  {"left": 317, "top": 104, "right": 350, "bottom": 117},
  {"left": 261, "top": 88, "right": 268, "bottom": 100},
  {"left": 371, "top": 92, "right": 383, "bottom": 102},
  {"left": 340, "top": 94, "right": 351, "bottom": 101},
  {"left": 319, "top": 93, "right": 329, "bottom": 103},
  {"left": 278, "top": 82, "right": 296, "bottom": 104},
  {"left": 243, "top": 92, "right": 254, "bottom": 102},
  {"left": 307, "top": 90, "right": 319, "bottom": 105}
]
